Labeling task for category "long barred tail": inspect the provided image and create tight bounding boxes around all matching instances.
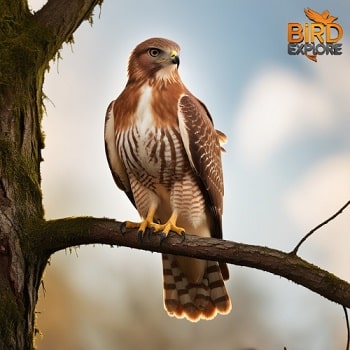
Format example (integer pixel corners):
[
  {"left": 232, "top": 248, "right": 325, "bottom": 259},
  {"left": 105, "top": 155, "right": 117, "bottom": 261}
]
[{"left": 162, "top": 254, "right": 232, "bottom": 322}]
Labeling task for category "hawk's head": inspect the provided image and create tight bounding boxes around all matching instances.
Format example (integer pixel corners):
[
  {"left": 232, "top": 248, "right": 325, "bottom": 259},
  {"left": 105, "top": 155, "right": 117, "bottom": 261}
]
[{"left": 127, "top": 37, "right": 181, "bottom": 84}]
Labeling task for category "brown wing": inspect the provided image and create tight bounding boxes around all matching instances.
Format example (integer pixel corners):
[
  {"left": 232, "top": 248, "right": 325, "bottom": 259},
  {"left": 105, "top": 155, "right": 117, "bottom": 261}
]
[
  {"left": 104, "top": 101, "right": 136, "bottom": 207},
  {"left": 177, "top": 94, "right": 225, "bottom": 239}
]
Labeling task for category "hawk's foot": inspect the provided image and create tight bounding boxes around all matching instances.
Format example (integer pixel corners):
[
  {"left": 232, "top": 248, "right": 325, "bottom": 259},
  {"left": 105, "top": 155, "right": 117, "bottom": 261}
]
[
  {"left": 121, "top": 205, "right": 158, "bottom": 240},
  {"left": 156, "top": 222, "right": 185, "bottom": 238},
  {"left": 155, "top": 212, "right": 185, "bottom": 242},
  {"left": 120, "top": 219, "right": 155, "bottom": 241},
  {"left": 121, "top": 209, "right": 185, "bottom": 242}
]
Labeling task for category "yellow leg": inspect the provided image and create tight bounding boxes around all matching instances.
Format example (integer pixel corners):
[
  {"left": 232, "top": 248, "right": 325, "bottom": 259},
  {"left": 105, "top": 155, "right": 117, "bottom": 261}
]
[
  {"left": 123, "top": 208, "right": 185, "bottom": 238},
  {"left": 153, "top": 212, "right": 185, "bottom": 237},
  {"left": 124, "top": 205, "right": 157, "bottom": 234}
]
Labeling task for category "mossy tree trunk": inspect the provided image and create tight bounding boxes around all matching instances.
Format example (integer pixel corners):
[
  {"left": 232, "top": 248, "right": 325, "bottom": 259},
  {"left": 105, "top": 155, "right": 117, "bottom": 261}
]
[{"left": 0, "top": 1, "right": 102, "bottom": 348}]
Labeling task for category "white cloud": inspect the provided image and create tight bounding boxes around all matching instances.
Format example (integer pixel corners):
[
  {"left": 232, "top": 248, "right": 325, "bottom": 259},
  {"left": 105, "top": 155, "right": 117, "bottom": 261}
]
[
  {"left": 284, "top": 153, "right": 350, "bottom": 280},
  {"left": 311, "top": 51, "right": 350, "bottom": 116},
  {"left": 285, "top": 153, "right": 350, "bottom": 228},
  {"left": 234, "top": 52, "right": 350, "bottom": 165}
]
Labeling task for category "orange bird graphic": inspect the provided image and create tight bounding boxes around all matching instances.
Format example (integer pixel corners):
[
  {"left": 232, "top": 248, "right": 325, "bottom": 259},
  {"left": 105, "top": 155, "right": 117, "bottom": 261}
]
[
  {"left": 304, "top": 8, "right": 338, "bottom": 25},
  {"left": 303, "top": 8, "right": 338, "bottom": 62}
]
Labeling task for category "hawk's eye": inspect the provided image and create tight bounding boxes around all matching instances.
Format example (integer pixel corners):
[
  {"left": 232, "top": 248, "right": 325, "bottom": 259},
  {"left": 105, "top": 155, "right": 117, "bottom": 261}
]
[{"left": 149, "top": 48, "right": 160, "bottom": 57}]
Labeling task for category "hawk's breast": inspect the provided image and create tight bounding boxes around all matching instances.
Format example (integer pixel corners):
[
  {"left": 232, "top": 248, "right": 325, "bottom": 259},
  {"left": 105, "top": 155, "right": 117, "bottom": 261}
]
[{"left": 116, "top": 85, "right": 188, "bottom": 189}]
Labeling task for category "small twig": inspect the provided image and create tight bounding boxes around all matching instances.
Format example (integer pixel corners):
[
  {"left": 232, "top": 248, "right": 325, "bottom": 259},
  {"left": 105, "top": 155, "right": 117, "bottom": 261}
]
[
  {"left": 291, "top": 200, "right": 350, "bottom": 255},
  {"left": 344, "top": 306, "right": 350, "bottom": 350},
  {"left": 40, "top": 279, "right": 46, "bottom": 297}
]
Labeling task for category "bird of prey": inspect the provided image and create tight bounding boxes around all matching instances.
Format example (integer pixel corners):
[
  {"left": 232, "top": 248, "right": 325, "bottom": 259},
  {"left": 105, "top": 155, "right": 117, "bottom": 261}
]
[{"left": 104, "top": 37, "right": 231, "bottom": 321}]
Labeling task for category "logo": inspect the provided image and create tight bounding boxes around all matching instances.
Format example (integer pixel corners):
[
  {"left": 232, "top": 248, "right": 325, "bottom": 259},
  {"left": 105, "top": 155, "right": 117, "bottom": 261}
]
[{"left": 288, "top": 8, "right": 343, "bottom": 62}]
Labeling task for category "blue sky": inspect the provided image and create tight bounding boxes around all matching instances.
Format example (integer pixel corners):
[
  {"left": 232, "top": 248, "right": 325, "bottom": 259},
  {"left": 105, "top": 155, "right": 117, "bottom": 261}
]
[{"left": 29, "top": 1, "right": 350, "bottom": 349}]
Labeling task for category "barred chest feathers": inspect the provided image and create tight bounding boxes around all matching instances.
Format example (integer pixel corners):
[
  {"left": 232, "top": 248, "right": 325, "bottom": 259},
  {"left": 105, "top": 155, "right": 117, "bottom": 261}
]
[{"left": 117, "top": 85, "right": 187, "bottom": 185}]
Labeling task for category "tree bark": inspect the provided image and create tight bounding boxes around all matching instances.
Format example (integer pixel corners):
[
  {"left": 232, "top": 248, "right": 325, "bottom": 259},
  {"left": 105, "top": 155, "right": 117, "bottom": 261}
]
[{"left": 0, "top": 1, "right": 103, "bottom": 349}]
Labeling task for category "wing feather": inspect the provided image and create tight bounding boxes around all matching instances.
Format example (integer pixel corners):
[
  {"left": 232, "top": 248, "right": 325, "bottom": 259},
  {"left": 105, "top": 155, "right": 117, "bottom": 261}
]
[
  {"left": 104, "top": 101, "right": 136, "bottom": 207},
  {"left": 177, "top": 94, "right": 225, "bottom": 239}
]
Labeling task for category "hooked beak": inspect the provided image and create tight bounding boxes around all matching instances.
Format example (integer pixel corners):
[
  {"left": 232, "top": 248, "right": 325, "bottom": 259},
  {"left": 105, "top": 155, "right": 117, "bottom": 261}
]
[{"left": 170, "top": 51, "right": 180, "bottom": 68}]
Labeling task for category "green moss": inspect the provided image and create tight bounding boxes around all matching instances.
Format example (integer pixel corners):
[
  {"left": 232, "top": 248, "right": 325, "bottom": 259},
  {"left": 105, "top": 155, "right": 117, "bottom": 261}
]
[
  {"left": 84, "top": 0, "right": 104, "bottom": 25},
  {"left": 1, "top": 16, "right": 50, "bottom": 78},
  {"left": 0, "top": 138, "right": 43, "bottom": 223},
  {"left": 0, "top": 18, "right": 51, "bottom": 180},
  {"left": 0, "top": 14, "right": 54, "bottom": 119},
  {"left": 0, "top": 284, "right": 24, "bottom": 348}
]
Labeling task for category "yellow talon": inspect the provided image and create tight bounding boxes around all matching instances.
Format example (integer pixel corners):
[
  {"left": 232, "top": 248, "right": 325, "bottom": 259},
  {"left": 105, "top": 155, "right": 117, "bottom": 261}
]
[
  {"left": 122, "top": 209, "right": 185, "bottom": 239},
  {"left": 122, "top": 205, "right": 158, "bottom": 236},
  {"left": 154, "top": 212, "right": 185, "bottom": 237}
]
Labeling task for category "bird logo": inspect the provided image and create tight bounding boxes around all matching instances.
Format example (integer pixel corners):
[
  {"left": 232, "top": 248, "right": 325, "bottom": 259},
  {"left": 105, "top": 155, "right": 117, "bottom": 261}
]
[
  {"left": 304, "top": 8, "right": 338, "bottom": 25},
  {"left": 304, "top": 8, "right": 339, "bottom": 61},
  {"left": 287, "top": 8, "right": 343, "bottom": 62}
]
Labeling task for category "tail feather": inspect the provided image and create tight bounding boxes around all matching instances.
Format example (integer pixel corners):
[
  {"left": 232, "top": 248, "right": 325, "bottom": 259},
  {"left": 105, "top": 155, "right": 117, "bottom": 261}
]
[{"left": 162, "top": 254, "right": 231, "bottom": 322}]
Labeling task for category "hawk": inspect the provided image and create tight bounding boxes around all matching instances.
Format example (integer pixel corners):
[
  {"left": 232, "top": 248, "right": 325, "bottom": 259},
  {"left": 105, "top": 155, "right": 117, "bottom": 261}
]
[{"left": 104, "top": 37, "right": 231, "bottom": 321}]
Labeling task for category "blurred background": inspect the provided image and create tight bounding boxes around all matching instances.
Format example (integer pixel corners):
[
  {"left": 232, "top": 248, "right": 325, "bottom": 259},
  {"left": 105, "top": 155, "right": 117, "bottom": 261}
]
[{"left": 28, "top": 0, "right": 350, "bottom": 349}]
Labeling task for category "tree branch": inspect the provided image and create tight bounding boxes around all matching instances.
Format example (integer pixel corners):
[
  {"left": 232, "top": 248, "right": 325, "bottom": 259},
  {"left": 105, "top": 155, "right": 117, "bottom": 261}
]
[
  {"left": 292, "top": 200, "right": 350, "bottom": 255},
  {"left": 29, "top": 217, "right": 350, "bottom": 308},
  {"left": 34, "top": 0, "right": 103, "bottom": 59}
]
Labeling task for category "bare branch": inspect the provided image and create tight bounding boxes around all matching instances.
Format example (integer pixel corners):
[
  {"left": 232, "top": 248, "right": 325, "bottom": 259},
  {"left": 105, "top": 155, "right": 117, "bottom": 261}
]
[
  {"left": 29, "top": 217, "right": 350, "bottom": 308},
  {"left": 34, "top": 0, "right": 102, "bottom": 59},
  {"left": 291, "top": 200, "right": 350, "bottom": 255}
]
